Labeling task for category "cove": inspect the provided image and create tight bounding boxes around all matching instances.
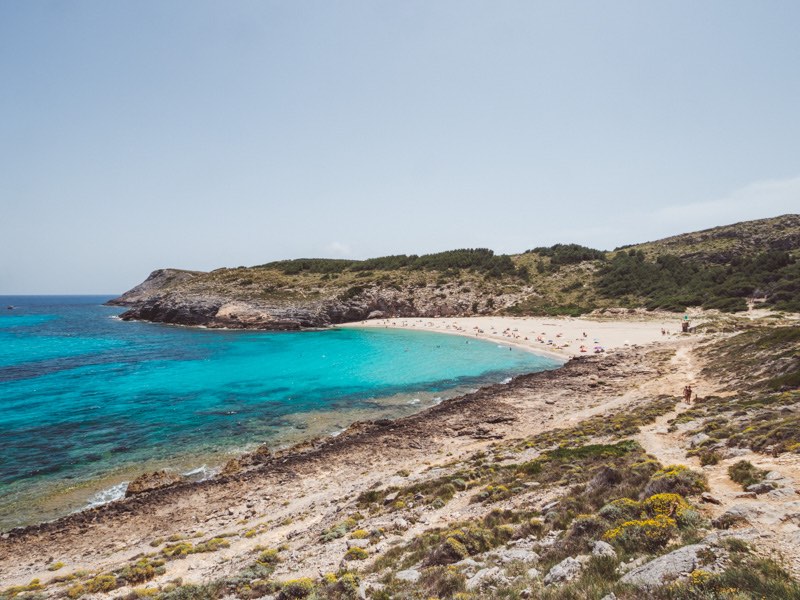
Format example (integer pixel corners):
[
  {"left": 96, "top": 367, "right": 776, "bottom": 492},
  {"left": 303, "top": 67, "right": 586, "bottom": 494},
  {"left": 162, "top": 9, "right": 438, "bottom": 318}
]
[{"left": 0, "top": 296, "right": 561, "bottom": 529}]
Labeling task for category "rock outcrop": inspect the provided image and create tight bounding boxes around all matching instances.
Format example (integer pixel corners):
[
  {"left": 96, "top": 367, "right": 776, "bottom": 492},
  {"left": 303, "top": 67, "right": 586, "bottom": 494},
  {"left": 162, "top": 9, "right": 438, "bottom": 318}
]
[
  {"left": 543, "top": 556, "right": 583, "bottom": 585},
  {"left": 125, "top": 470, "right": 184, "bottom": 497},
  {"left": 619, "top": 544, "right": 707, "bottom": 587},
  {"left": 108, "top": 269, "right": 531, "bottom": 330}
]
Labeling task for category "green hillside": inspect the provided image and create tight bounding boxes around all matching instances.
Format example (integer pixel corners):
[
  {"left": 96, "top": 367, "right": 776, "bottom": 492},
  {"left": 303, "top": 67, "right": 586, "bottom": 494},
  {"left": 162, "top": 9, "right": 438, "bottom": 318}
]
[{"left": 113, "top": 215, "right": 800, "bottom": 325}]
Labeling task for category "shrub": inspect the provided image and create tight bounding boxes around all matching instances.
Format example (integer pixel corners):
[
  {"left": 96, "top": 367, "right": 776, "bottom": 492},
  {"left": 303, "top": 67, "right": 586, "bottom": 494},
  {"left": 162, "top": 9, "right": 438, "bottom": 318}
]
[
  {"left": 86, "top": 575, "right": 118, "bottom": 593},
  {"left": 643, "top": 464, "right": 707, "bottom": 497},
  {"left": 162, "top": 541, "right": 194, "bottom": 558},
  {"left": 117, "top": 558, "right": 162, "bottom": 585},
  {"left": 344, "top": 546, "right": 369, "bottom": 561},
  {"left": 193, "top": 537, "right": 230, "bottom": 553},
  {"left": 321, "top": 517, "right": 358, "bottom": 542},
  {"left": 279, "top": 578, "right": 315, "bottom": 599},
  {"left": 598, "top": 498, "right": 641, "bottom": 524},
  {"left": 257, "top": 548, "right": 280, "bottom": 564},
  {"left": 728, "top": 460, "right": 769, "bottom": 489},
  {"left": 325, "top": 572, "right": 360, "bottom": 599},
  {"left": 641, "top": 493, "right": 690, "bottom": 518},
  {"left": 417, "top": 566, "right": 467, "bottom": 598},
  {"left": 604, "top": 514, "right": 677, "bottom": 552},
  {"left": 157, "top": 582, "right": 226, "bottom": 600}
]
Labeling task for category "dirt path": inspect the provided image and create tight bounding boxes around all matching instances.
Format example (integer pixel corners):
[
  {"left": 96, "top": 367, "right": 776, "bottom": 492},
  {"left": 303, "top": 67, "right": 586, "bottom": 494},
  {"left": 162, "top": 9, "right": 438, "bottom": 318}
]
[{"left": 635, "top": 344, "right": 800, "bottom": 577}]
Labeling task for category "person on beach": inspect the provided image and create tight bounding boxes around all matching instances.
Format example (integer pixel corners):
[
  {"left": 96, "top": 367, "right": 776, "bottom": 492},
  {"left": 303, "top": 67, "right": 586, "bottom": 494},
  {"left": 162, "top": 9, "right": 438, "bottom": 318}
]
[{"left": 683, "top": 385, "right": 693, "bottom": 404}]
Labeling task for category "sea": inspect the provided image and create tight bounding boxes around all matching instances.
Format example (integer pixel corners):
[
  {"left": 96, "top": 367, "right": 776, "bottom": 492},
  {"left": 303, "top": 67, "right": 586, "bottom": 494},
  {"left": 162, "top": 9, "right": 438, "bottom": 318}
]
[{"left": 0, "top": 295, "right": 561, "bottom": 531}]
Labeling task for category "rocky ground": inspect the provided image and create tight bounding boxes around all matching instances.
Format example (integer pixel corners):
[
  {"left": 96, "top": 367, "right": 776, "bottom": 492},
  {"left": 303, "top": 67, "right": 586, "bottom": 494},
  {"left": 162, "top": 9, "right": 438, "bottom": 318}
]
[{"left": 2, "top": 316, "right": 799, "bottom": 600}]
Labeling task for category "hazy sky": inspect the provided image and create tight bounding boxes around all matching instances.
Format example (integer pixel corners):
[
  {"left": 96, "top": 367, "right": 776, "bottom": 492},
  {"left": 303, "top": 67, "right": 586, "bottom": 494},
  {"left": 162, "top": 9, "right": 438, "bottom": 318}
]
[{"left": 2, "top": 2, "right": 799, "bottom": 293}]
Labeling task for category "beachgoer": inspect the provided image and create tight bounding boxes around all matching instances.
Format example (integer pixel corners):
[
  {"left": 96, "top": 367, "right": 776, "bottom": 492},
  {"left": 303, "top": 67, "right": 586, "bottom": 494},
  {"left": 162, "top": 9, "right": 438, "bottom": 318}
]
[{"left": 683, "top": 385, "right": 692, "bottom": 404}]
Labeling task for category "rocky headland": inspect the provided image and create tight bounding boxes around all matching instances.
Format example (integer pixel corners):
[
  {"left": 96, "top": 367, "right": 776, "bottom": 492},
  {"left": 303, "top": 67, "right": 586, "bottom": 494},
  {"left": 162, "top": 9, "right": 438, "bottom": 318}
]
[{"left": 107, "top": 215, "right": 800, "bottom": 331}]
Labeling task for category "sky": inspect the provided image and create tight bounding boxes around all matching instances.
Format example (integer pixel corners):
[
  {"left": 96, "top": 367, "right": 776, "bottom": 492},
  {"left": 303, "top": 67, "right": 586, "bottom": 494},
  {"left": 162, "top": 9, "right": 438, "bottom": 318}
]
[{"left": 1, "top": 2, "right": 799, "bottom": 294}]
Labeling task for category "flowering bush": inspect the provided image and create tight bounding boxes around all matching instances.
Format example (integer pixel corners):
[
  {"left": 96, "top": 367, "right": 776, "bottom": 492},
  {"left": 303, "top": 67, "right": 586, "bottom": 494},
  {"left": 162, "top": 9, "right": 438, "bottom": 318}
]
[
  {"left": 644, "top": 464, "right": 707, "bottom": 497},
  {"left": 642, "top": 493, "right": 690, "bottom": 518},
  {"left": 604, "top": 514, "right": 677, "bottom": 551}
]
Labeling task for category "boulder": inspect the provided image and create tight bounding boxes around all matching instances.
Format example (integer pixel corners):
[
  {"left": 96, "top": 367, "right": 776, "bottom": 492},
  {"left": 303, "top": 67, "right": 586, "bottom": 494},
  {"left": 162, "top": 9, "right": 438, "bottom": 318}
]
[
  {"left": 746, "top": 482, "right": 777, "bottom": 494},
  {"left": 490, "top": 547, "right": 540, "bottom": 564},
  {"left": 767, "top": 486, "right": 797, "bottom": 499},
  {"left": 395, "top": 569, "right": 421, "bottom": 583},
  {"left": 713, "top": 504, "right": 762, "bottom": 529},
  {"left": 701, "top": 492, "right": 722, "bottom": 505},
  {"left": 536, "top": 529, "right": 563, "bottom": 548},
  {"left": 454, "top": 558, "right": 483, "bottom": 575},
  {"left": 618, "top": 556, "right": 647, "bottom": 574},
  {"left": 620, "top": 544, "right": 708, "bottom": 588},
  {"left": 466, "top": 566, "right": 509, "bottom": 591},
  {"left": 392, "top": 517, "right": 409, "bottom": 531},
  {"left": 221, "top": 458, "right": 242, "bottom": 477},
  {"left": 591, "top": 540, "right": 617, "bottom": 559},
  {"left": 125, "top": 470, "right": 184, "bottom": 496},
  {"left": 544, "top": 557, "right": 583, "bottom": 585},
  {"left": 688, "top": 433, "right": 710, "bottom": 448},
  {"left": 723, "top": 448, "right": 751, "bottom": 459}
]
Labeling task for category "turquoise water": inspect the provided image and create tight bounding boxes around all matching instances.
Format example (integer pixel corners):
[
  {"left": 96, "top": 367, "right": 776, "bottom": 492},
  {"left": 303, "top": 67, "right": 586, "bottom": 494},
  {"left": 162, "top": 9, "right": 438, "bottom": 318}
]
[{"left": 0, "top": 296, "right": 560, "bottom": 530}]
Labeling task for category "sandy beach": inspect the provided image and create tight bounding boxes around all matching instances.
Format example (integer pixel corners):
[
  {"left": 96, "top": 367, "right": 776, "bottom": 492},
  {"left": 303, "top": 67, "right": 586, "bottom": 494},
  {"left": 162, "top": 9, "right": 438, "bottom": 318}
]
[{"left": 340, "top": 314, "right": 685, "bottom": 359}]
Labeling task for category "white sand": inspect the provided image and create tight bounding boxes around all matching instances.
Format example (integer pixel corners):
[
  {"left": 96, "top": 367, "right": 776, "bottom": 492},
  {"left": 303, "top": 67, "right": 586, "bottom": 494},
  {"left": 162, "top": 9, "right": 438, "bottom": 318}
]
[{"left": 340, "top": 315, "right": 686, "bottom": 359}]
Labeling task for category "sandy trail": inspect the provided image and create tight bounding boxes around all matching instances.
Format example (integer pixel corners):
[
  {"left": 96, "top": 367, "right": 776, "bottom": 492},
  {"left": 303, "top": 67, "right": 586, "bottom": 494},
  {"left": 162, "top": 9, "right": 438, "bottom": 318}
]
[{"left": 635, "top": 345, "right": 800, "bottom": 577}]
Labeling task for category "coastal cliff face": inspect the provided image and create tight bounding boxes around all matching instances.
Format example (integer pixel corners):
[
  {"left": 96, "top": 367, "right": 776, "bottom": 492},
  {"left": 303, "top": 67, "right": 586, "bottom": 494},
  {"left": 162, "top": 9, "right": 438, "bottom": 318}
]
[{"left": 108, "top": 269, "right": 535, "bottom": 330}]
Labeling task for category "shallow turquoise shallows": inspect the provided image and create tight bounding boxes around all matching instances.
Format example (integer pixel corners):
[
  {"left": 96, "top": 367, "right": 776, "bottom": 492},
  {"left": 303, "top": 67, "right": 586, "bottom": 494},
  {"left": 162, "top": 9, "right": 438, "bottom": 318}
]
[{"left": 0, "top": 296, "right": 561, "bottom": 529}]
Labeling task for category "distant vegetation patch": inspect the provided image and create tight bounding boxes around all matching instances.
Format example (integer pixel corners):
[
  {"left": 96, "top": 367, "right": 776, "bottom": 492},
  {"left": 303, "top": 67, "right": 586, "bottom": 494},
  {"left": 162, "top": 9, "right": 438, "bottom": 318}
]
[
  {"left": 258, "top": 249, "right": 528, "bottom": 279},
  {"left": 526, "top": 243, "right": 607, "bottom": 270},
  {"left": 596, "top": 249, "right": 800, "bottom": 312}
]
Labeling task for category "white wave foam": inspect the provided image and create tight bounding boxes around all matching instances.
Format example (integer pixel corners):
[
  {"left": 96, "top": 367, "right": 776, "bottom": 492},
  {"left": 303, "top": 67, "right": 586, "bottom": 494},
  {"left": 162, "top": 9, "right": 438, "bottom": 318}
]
[
  {"left": 85, "top": 481, "right": 128, "bottom": 508},
  {"left": 501, "top": 377, "right": 512, "bottom": 384},
  {"left": 182, "top": 464, "right": 219, "bottom": 481}
]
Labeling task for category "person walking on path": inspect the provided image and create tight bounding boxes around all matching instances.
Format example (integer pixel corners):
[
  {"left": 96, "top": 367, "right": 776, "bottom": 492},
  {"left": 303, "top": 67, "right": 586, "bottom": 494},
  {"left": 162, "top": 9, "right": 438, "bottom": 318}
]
[{"left": 683, "top": 385, "right": 693, "bottom": 404}]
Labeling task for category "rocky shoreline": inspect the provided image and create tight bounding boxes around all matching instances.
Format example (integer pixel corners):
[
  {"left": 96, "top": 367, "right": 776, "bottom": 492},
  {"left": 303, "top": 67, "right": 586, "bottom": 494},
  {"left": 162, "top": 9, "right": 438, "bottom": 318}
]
[{"left": 1, "top": 351, "right": 598, "bottom": 542}]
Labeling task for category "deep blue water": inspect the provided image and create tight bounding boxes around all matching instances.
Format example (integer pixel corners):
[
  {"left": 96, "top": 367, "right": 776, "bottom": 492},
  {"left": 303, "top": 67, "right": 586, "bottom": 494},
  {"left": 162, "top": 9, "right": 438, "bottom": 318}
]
[{"left": 0, "top": 296, "right": 560, "bottom": 529}]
